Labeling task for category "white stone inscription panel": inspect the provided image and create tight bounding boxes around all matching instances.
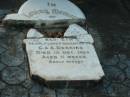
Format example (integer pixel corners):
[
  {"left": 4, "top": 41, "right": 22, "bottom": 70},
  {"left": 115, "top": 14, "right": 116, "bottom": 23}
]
[
  {"left": 4, "top": 0, "right": 86, "bottom": 25},
  {"left": 24, "top": 28, "right": 104, "bottom": 81}
]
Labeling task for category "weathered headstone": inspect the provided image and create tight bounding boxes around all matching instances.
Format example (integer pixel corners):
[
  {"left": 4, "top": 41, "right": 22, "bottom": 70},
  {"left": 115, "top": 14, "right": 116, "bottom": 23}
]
[
  {"left": 24, "top": 24, "right": 104, "bottom": 81},
  {"left": 3, "top": 0, "right": 104, "bottom": 82},
  {"left": 3, "top": 0, "right": 86, "bottom": 27}
]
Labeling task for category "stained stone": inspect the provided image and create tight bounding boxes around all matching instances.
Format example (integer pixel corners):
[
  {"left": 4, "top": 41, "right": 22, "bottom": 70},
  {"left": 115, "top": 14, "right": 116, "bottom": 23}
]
[
  {"left": 125, "top": 59, "right": 130, "bottom": 66},
  {"left": 64, "top": 24, "right": 94, "bottom": 43},
  {"left": 1, "top": 48, "right": 25, "bottom": 66},
  {"left": 24, "top": 24, "right": 104, "bottom": 81},
  {"left": 1, "top": 86, "right": 28, "bottom": 97},
  {"left": 14, "top": 32, "right": 25, "bottom": 49},
  {"left": 22, "top": 80, "right": 33, "bottom": 89},
  {"left": 2, "top": 67, "right": 26, "bottom": 84},
  {"left": 0, "top": 27, "right": 6, "bottom": 37},
  {"left": 118, "top": 62, "right": 128, "bottom": 70},
  {"left": 118, "top": 54, "right": 127, "bottom": 61},
  {"left": 126, "top": 66, "right": 130, "bottom": 79},
  {"left": 123, "top": 79, "right": 130, "bottom": 88},
  {"left": 19, "top": 62, "right": 29, "bottom": 71},
  {"left": 110, "top": 84, "right": 129, "bottom": 97},
  {"left": 3, "top": 0, "right": 86, "bottom": 27},
  {"left": 0, "top": 10, "right": 10, "bottom": 20},
  {"left": 0, "top": 63, "right": 6, "bottom": 71},
  {"left": 57, "top": 89, "right": 82, "bottom": 97},
  {"left": 105, "top": 85, "right": 116, "bottom": 97},
  {"left": 0, "top": 81, "right": 6, "bottom": 90},
  {"left": 104, "top": 66, "right": 126, "bottom": 82},
  {"left": 43, "top": 88, "right": 56, "bottom": 97},
  {"left": 0, "top": 39, "right": 8, "bottom": 49},
  {"left": 30, "top": 82, "right": 43, "bottom": 93},
  {"left": 0, "top": 46, "right": 6, "bottom": 54},
  {"left": 30, "top": 93, "right": 43, "bottom": 97},
  {"left": 102, "top": 55, "right": 119, "bottom": 66},
  {"left": 27, "top": 29, "right": 44, "bottom": 38}
]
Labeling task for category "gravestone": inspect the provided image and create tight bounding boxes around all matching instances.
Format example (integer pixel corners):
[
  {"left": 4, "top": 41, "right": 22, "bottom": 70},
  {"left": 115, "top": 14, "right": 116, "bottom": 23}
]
[
  {"left": 24, "top": 24, "right": 104, "bottom": 81},
  {"left": 3, "top": 0, "right": 104, "bottom": 82},
  {"left": 3, "top": 0, "right": 86, "bottom": 28}
]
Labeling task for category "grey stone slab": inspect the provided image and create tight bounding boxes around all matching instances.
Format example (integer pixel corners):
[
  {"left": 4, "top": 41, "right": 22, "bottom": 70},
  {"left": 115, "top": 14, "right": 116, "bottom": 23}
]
[
  {"left": 1, "top": 48, "right": 25, "bottom": 66},
  {"left": 118, "top": 62, "right": 128, "bottom": 70},
  {"left": 0, "top": 46, "right": 6, "bottom": 54},
  {"left": 110, "top": 84, "right": 129, "bottom": 97},
  {"left": 0, "top": 81, "right": 6, "bottom": 90},
  {"left": 19, "top": 62, "right": 29, "bottom": 71},
  {"left": 104, "top": 66, "right": 126, "bottom": 82},
  {"left": 0, "top": 27, "right": 6, "bottom": 37},
  {"left": 1, "top": 86, "right": 28, "bottom": 97},
  {"left": 30, "top": 82, "right": 43, "bottom": 93},
  {"left": 22, "top": 79, "right": 33, "bottom": 89},
  {"left": 126, "top": 66, "right": 130, "bottom": 79},
  {"left": 118, "top": 54, "right": 127, "bottom": 62},
  {"left": 14, "top": 32, "right": 25, "bottom": 49},
  {"left": 102, "top": 55, "right": 119, "bottom": 66},
  {"left": 43, "top": 88, "right": 56, "bottom": 97},
  {"left": 30, "top": 93, "right": 43, "bottom": 97},
  {"left": 0, "top": 63, "right": 6, "bottom": 71},
  {"left": 24, "top": 26, "right": 104, "bottom": 81},
  {"left": 3, "top": 0, "right": 86, "bottom": 27},
  {"left": 123, "top": 79, "right": 130, "bottom": 88},
  {"left": 57, "top": 89, "right": 82, "bottom": 97},
  {"left": 2, "top": 67, "right": 26, "bottom": 84},
  {"left": 0, "top": 39, "right": 9, "bottom": 49}
]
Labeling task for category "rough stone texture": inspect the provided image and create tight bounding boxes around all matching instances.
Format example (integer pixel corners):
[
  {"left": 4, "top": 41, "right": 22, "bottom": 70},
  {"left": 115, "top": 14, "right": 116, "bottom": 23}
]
[
  {"left": 0, "top": 46, "right": 6, "bottom": 54},
  {"left": 2, "top": 67, "right": 26, "bottom": 84},
  {"left": 24, "top": 26, "right": 104, "bottom": 81},
  {"left": 0, "top": 1, "right": 130, "bottom": 97},
  {"left": 0, "top": 81, "right": 6, "bottom": 90},
  {"left": 1, "top": 86, "right": 28, "bottom": 97},
  {"left": 0, "top": 63, "right": 6, "bottom": 71},
  {"left": 104, "top": 66, "right": 126, "bottom": 82},
  {"left": 57, "top": 89, "right": 82, "bottom": 97},
  {"left": 30, "top": 82, "right": 43, "bottom": 93},
  {"left": 1, "top": 48, "right": 25, "bottom": 66}
]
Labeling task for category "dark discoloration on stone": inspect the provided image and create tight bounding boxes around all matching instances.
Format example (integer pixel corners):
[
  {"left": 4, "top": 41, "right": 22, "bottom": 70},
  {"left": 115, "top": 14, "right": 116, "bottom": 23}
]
[
  {"left": 0, "top": 81, "right": 6, "bottom": 90},
  {"left": 0, "top": 63, "right": 6, "bottom": 71},
  {"left": 2, "top": 67, "right": 26, "bottom": 84},
  {"left": 57, "top": 89, "right": 82, "bottom": 97},
  {"left": 0, "top": 46, "right": 6, "bottom": 54},
  {"left": 1, "top": 49, "right": 25, "bottom": 66},
  {"left": 1, "top": 86, "right": 28, "bottom": 97},
  {"left": 0, "top": 1, "right": 130, "bottom": 97}
]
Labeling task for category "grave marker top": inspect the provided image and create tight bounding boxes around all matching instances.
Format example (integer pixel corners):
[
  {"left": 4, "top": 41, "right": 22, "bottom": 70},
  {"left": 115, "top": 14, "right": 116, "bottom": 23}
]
[{"left": 3, "top": 0, "right": 86, "bottom": 26}]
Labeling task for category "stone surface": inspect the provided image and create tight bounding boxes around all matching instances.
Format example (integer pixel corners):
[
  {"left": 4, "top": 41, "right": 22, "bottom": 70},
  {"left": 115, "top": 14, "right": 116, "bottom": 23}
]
[
  {"left": 2, "top": 67, "right": 26, "bottom": 84},
  {"left": 104, "top": 66, "right": 126, "bottom": 82},
  {"left": 24, "top": 24, "right": 104, "bottom": 81},
  {"left": 30, "top": 82, "right": 43, "bottom": 93},
  {"left": 0, "top": 46, "right": 6, "bottom": 54},
  {"left": 0, "top": 1, "right": 130, "bottom": 97},
  {"left": 1, "top": 86, "right": 28, "bottom": 97},
  {"left": 27, "top": 29, "right": 44, "bottom": 38},
  {"left": 101, "top": 55, "right": 119, "bottom": 66},
  {"left": 3, "top": 0, "right": 86, "bottom": 26},
  {"left": 1, "top": 48, "right": 25, "bottom": 66},
  {"left": 57, "top": 89, "right": 82, "bottom": 97},
  {"left": 0, "top": 27, "right": 6, "bottom": 37},
  {"left": 0, "top": 81, "right": 6, "bottom": 90},
  {"left": 22, "top": 80, "right": 33, "bottom": 89},
  {"left": 43, "top": 88, "right": 56, "bottom": 97},
  {"left": 0, "top": 63, "right": 6, "bottom": 71}
]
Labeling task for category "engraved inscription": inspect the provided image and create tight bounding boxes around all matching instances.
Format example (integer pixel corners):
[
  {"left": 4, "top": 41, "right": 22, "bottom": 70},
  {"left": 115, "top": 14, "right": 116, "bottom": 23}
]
[{"left": 27, "top": 38, "right": 89, "bottom": 65}]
